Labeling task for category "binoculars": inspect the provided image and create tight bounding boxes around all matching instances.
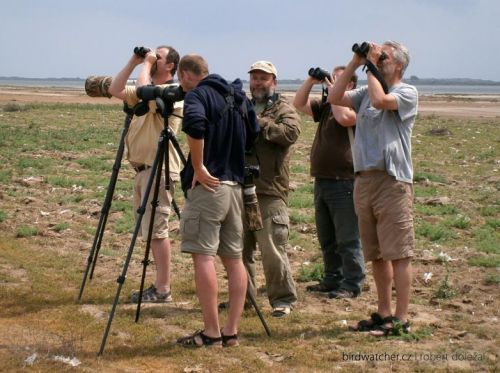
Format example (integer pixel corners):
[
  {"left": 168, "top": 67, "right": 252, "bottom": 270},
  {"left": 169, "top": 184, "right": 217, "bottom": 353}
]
[
  {"left": 352, "top": 42, "right": 388, "bottom": 62},
  {"left": 308, "top": 67, "right": 330, "bottom": 82},
  {"left": 134, "top": 46, "right": 151, "bottom": 58}
]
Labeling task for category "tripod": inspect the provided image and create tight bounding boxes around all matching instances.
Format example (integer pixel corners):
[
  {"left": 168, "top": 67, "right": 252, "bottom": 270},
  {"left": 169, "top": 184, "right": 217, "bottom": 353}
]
[
  {"left": 95, "top": 100, "right": 185, "bottom": 355},
  {"left": 78, "top": 98, "right": 270, "bottom": 355},
  {"left": 78, "top": 104, "right": 133, "bottom": 301}
]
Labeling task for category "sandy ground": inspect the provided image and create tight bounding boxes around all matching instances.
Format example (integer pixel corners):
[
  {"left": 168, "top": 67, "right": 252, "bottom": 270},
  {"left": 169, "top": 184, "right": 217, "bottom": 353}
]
[{"left": 1, "top": 86, "right": 500, "bottom": 119}]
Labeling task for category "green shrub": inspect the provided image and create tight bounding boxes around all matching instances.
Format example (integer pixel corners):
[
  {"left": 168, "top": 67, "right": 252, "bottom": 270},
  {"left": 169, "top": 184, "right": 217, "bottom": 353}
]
[{"left": 298, "top": 262, "right": 324, "bottom": 282}]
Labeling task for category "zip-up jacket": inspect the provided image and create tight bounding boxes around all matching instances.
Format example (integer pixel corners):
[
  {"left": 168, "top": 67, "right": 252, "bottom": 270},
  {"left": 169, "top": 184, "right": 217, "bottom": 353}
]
[{"left": 246, "top": 94, "right": 301, "bottom": 203}]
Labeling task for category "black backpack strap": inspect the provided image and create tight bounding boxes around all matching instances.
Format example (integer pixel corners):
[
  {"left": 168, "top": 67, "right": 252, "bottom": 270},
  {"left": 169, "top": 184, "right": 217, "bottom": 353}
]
[
  {"left": 218, "top": 86, "right": 236, "bottom": 120},
  {"left": 217, "top": 85, "right": 261, "bottom": 168}
]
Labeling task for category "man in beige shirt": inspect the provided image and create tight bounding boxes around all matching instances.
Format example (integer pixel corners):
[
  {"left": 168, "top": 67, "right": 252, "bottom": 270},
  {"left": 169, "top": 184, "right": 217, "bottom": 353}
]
[{"left": 109, "top": 45, "right": 182, "bottom": 303}]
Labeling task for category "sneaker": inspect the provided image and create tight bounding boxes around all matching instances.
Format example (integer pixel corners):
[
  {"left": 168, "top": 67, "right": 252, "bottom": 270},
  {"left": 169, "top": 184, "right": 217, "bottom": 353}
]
[
  {"left": 327, "top": 289, "right": 359, "bottom": 299},
  {"left": 131, "top": 284, "right": 172, "bottom": 303},
  {"left": 271, "top": 305, "right": 291, "bottom": 318},
  {"left": 306, "top": 282, "right": 340, "bottom": 293}
]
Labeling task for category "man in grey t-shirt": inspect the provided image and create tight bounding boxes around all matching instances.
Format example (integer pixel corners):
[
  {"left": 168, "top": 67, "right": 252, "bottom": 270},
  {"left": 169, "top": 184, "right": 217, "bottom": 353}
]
[{"left": 329, "top": 41, "right": 417, "bottom": 337}]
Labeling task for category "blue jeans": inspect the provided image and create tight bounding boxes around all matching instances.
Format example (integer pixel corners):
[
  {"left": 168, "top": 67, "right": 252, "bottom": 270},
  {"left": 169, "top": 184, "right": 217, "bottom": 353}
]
[{"left": 314, "top": 178, "right": 365, "bottom": 292}]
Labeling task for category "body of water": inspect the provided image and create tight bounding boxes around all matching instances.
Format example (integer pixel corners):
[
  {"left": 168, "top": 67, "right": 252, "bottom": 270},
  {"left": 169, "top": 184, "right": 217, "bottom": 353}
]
[{"left": 2, "top": 78, "right": 500, "bottom": 96}]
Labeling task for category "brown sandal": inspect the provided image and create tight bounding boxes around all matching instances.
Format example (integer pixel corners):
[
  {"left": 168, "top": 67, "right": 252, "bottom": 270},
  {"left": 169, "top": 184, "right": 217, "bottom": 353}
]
[
  {"left": 369, "top": 317, "right": 411, "bottom": 337},
  {"left": 349, "top": 313, "right": 385, "bottom": 332},
  {"left": 221, "top": 329, "right": 239, "bottom": 347}
]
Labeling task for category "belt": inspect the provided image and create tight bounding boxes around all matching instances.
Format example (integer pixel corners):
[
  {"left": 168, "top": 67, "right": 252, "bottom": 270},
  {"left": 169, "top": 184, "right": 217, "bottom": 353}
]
[
  {"left": 356, "top": 169, "right": 386, "bottom": 176},
  {"left": 133, "top": 164, "right": 151, "bottom": 173}
]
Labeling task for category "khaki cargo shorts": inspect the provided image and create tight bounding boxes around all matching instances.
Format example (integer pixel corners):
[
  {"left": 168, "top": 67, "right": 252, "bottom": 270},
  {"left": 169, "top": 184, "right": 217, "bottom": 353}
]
[
  {"left": 180, "top": 184, "right": 244, "bottom": 258},
  {"left": 133, "top": 168, "right": 174, "bottom": 240},
  {"left": 354, "top": 171, "right": 414, "bottom": 261}
]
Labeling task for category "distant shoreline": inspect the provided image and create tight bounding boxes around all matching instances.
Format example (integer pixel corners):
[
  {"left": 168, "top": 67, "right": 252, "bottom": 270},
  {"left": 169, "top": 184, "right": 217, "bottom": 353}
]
[
  {"left": 1, "top": 85, "right": 500, "bottom": 119},
  {"left": 1, "top": 76, "right": 500, "bottom": 86}
]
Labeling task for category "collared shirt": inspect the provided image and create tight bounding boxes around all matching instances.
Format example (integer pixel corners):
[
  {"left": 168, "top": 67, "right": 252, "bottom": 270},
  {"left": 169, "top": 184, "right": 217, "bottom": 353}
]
[{"left": 124, "top": 84, "right": 183, "bottom": 176}]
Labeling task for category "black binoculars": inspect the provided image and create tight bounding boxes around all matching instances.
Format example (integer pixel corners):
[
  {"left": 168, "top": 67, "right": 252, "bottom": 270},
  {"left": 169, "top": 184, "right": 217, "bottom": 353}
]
[
  {"left": 352, "top": 42, "right": 388, "bottom": 62},
  {"left": 134, "top": 46, "right": 151, "bottom": 58},
  {"left": 352, "top": 42, "right": 370, "bottom": 58},
  {"left": 308, "top": 67, "right": 330, "bottom": 81}
]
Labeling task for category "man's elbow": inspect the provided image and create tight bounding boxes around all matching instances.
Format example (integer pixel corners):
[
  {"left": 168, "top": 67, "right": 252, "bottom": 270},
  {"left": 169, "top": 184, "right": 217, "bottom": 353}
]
[
  {"left": 108, "top": 85, "right": 120, "bottom": 98},
  {"left": 337, "top": 115, "right": 356, "bottom": 127},
  {"left": 371, "top": 97, "right": 386, "bottom": 110},
  {"left": 292, "top": 100, "right": 304, "bottom": 112},
  {"left": 371, "top": 95, "right": 396, "bottom": 110}
]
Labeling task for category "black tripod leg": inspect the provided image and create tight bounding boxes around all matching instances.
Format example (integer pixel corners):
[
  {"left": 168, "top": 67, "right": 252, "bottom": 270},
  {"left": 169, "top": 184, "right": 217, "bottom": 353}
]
[
  {"left": 135, "top": 144, "right": 165, "bottom": 322},
  {"left": 98, "top": 129, "right": 166, "bottom": 356},
  {"left": 245, "top": 272, "right": 272, "bottom": 337},
  {"left": 78, "top": 113, "right": 132, "bottom": 301}
]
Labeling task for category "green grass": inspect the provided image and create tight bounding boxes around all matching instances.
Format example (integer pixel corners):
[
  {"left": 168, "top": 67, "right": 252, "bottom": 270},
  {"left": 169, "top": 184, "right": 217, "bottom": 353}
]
[
  {"left": 0, "top": 169, "right": 12, "bottom": 183},
  {"left": 46, "top": 176, "right": 87, "bottom": 188},
  {"left": 468, "top": 255, "right": 500, "bottom": 268},
  {"left": 16, "top": 156, "right": 55, "bottom": 171},
  {"left": 484, "top": 274, "right": 500, "bottom": 285},
  {"left": 16, "top": 225, "right": 39, "bottom": 237},
  {"left": 52, "top": 222, "right": 70, "bottom": 232},
  {"left": 414, "top": 171, "right": 447, "bottom": 183},
  {"left": 415, "top": 221, "right": 453, "bottom": 242},
  {"left": 480, "top": 205, "right": 499, "bottom": 217},
  {"left": 415, "top": 204, "right": 459, "bottom": 216},
  {"left": 298, "top": 262, "right": 324, "bottom": 282},
  {"left": 444, "top": 214, "right": 471, "bottom": 229},
  {"left": 76, "top": 156, "right": 112, "bottom": 172},
  {"left": 0, "top": 103, "right": 499, "bottom": 372},
  {"left": 474, "top": 227, "right": 500, "bottom": 254}
]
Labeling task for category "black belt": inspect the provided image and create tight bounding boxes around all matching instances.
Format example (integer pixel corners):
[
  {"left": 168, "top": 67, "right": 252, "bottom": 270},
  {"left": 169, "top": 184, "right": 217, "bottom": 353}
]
[{"left": 133, "top": 164, "right": 151, "bottom": 173}]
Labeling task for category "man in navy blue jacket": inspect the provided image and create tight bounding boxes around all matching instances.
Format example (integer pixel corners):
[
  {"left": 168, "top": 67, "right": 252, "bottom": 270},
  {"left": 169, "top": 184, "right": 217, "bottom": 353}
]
[{"left": 176, "top": 54, "right": 260, "bottom": 347}]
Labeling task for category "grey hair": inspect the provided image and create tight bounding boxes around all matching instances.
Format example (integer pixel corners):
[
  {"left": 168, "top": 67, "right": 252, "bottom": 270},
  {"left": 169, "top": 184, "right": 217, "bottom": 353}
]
[{"left": 384, "top": 40, "right": 410, "bottom": 78}]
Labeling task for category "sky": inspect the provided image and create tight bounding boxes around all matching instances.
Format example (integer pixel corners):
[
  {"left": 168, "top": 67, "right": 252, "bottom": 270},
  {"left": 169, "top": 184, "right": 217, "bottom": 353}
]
[{"left": 1, "top": 0, "right": 499, "bottom": 81}]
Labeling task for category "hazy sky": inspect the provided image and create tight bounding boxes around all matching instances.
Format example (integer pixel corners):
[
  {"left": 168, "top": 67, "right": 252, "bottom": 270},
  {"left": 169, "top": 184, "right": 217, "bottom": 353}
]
[{"left": 1, "top": 0, "right": 498, "bottom": 81}]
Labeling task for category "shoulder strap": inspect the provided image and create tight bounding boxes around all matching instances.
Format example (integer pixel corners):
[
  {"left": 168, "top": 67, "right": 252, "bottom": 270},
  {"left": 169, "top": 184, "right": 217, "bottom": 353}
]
[{"left": 347, "top": 127, "right": 356, "bottom": 166}]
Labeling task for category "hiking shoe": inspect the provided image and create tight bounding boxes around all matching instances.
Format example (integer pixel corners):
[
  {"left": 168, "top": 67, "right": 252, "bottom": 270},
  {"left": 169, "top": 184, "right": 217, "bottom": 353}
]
[
  {"left": 328, "top": 289, "right": 359, "bottom": 299},
  {"left": 131, "top": 284, "right": 172, "bottom": 303},
  {"left": 306, "top": 282, "right": 340, "bottom": 293}
]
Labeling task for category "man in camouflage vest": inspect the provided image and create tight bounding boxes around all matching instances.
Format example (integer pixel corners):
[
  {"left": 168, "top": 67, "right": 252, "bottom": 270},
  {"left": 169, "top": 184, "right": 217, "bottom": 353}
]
[{"left": 241, "top": 61, "right": 300, "bottom": 317}]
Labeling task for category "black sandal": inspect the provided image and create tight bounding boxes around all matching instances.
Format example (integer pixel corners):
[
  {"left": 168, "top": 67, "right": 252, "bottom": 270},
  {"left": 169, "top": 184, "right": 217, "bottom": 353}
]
[
  {"left": 221, "top": 329, "right": 239, "bottom": 347},
  {"left": 349, "top": 313, "right": 385, "bottom": 332},
  {"left": 369, "top": 317, "right": 411, "bottom": 337},
  {"left": 177, "top": 330, "right": 222, "bottom": 348}
]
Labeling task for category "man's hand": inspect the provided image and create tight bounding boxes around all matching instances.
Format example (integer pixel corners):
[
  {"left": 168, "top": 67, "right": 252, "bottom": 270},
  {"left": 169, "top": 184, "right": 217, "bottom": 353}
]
[
  {"left": 144, "top": 50, "right": 158, "bottom": 65},
  {"left": 192, "top": 165, "right": 220, "bottom": 192},
  {"left": 367, "top": 42, "right": 383, "bottom": 65}
]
